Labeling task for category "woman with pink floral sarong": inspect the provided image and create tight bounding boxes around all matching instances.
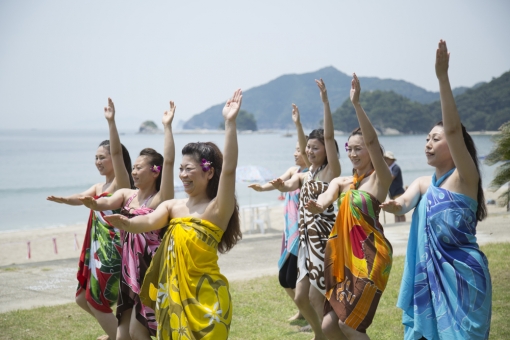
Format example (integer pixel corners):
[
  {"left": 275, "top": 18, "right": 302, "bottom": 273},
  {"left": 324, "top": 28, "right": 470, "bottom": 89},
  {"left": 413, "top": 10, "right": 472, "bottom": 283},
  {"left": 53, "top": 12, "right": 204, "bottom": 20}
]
[{"left": 81, "top": 101, "right": 176, "bottom": 340}]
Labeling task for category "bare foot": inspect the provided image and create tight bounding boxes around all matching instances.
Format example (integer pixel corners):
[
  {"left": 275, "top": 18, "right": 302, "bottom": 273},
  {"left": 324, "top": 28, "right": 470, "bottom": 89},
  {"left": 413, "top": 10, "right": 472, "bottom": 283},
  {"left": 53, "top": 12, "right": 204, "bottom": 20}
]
[
  {"left": 299, "top": 324, "right": 312, "bottom": 332},
  {"left": 288, "top": 311, "right": 305, "bottom": 321},
  {"left": 96, "top": 336, "right": 109, "bottom": 340}
]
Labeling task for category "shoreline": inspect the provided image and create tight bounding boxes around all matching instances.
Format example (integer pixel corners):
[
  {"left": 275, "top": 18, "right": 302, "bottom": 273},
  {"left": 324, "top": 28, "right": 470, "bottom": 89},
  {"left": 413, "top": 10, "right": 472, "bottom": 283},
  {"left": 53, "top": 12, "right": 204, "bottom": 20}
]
[{"left": 1, "top": 191, "right": 507, "bottom": 267}]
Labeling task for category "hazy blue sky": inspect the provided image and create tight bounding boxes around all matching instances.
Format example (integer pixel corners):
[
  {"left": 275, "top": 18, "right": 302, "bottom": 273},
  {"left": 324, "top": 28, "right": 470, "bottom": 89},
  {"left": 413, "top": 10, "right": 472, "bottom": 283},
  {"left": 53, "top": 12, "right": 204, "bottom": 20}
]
[{"left": 1, "top": 0, "right": 509, "bottom": 130}]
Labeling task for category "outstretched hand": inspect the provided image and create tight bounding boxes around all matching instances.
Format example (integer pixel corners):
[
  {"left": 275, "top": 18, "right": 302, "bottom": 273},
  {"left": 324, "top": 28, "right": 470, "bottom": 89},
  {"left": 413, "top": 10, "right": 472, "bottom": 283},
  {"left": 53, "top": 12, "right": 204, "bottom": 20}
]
[
  {"left": 270, "top": 178, "right": 285, "bottom": 191},
  {"left": 291, "top": 104, "right": 301, "bottom": 125},
  {"left": 305, "top": 200, "right": 325, "bottom": 214},
  {"left": 248, "top": 184, "right": 263, "bottom": 192},
  {"left": 379, "top": 200, "right": 403, "bottom": 214},
  {"left": 350, "top": 73, "right": 361, "bottom": 105},
  {"left": 79, "top": 196, "right": 97, "bottom": 210},
  {"left": 46, "top": 195, "right": 68, "bottom": 204},
  {"left": 104, "top": 97, "right": 115, "bottom": 121},
  {"left": 162, "top": 101, "right": 176, "bottom": 127},
  {"left": 315, "top": 79, "right": 329, "bottom": 103},
  {"left": 435, "top": 39, "right": 450, "bottom": 80},
  {"left": 103, "top": 214, "right": 130, "bottom": 230},
  {"left": 222, "top": 89, "right": 243, "bottom": 122}
]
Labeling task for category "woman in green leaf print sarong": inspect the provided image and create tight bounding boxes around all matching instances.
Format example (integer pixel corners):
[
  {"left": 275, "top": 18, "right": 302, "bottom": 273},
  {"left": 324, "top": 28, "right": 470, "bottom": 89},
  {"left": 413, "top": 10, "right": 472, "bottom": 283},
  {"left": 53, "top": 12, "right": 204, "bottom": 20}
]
[{"left": 47, "top": 98, "right": 133, "bottom": 339}]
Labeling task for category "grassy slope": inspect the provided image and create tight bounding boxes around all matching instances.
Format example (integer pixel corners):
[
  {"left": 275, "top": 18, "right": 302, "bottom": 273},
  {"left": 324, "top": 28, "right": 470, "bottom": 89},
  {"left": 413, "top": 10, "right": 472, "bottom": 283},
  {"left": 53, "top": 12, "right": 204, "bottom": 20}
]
[{"left": 1, "top": 243, "right": 508, "bottom": 340}]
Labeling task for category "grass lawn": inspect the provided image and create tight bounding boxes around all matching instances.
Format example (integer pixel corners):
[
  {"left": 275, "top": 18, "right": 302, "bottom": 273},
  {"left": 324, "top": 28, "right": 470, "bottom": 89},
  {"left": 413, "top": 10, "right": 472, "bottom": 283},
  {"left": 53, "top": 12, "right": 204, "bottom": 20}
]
[{"left": 1, "top": 243, "right": 508, "bottom": 339}]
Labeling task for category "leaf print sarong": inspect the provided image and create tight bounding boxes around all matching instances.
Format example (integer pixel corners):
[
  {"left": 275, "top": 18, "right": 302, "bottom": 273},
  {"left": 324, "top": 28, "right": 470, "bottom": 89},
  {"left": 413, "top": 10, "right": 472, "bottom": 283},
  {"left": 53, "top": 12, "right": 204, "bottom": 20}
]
[
  {"left": 140, "top": 217, "right": 232, "bottom": 340},
  {"left": 398, "top": 169, "right": 492, "bottom": 340},
  {"left": 324, "top": 172, "right": 393, "bottom": 333},
  {"left": 76, "top": 193, "right": 122, "bottom": 313}
]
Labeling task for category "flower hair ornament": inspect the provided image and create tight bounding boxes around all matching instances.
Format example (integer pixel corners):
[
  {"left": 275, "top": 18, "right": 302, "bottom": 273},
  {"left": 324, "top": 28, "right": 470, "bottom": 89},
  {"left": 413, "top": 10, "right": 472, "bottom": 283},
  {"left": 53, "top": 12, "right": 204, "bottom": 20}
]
[
  {"left": 344, "top": 142, "right": 349, "bottom": 152},
  {"left": 201, "top": 158, "right": 212, "bottom": 172},
  {"left": 150, "top": 165, "right": 162, "bottom": 173}
]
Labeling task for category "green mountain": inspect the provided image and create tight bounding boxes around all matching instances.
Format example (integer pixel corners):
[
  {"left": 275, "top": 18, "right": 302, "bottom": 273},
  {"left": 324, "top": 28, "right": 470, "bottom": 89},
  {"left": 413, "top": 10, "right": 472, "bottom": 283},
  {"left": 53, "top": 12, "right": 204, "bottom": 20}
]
[
  {"left": 182, "top": 66, "right": 499, "bottom": 130},
  {"left": 183, "top": 67, "right": 455, "bottom": 130},
  {"left": 332, "top": 70, "right": 510, "bottom": 133}
]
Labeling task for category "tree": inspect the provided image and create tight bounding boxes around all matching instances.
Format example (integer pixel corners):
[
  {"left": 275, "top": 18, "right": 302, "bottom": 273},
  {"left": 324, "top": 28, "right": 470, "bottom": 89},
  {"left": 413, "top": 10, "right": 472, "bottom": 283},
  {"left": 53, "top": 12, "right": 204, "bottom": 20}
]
[
  {"left": 219, "top": 110, "right": 258, "bottom": 131},
  {"left": 485, "top": 121, "right": 510, "bottom": 210}
]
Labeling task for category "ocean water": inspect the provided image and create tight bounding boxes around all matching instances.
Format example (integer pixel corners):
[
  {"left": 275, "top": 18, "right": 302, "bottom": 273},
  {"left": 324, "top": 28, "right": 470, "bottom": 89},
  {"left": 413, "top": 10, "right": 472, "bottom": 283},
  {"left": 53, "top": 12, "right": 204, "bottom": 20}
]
[{"left": 0, "top": 129, "right": 498, "bottom": 232}]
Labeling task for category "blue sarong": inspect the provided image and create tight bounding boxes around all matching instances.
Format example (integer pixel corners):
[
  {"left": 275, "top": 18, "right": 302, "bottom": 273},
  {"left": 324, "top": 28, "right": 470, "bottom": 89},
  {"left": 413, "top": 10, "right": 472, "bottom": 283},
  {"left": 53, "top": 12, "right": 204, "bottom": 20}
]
[{"left": 397, "top": 169, "right": 492, "bottom": 340}]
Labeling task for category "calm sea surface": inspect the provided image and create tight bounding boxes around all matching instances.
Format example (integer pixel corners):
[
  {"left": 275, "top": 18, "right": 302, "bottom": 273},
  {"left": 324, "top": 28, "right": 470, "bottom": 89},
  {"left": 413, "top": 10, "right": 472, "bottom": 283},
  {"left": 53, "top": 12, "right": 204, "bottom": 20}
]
[{"left": 0, "top": 129, "right": 498, "bottom": 232}]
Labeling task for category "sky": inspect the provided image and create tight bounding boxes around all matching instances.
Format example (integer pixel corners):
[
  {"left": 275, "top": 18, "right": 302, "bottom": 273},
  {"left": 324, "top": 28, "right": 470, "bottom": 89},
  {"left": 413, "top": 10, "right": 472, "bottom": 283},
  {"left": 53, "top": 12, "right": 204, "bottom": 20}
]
[{"left": 1, "top": 0, "right": 509, "bottom": 131}]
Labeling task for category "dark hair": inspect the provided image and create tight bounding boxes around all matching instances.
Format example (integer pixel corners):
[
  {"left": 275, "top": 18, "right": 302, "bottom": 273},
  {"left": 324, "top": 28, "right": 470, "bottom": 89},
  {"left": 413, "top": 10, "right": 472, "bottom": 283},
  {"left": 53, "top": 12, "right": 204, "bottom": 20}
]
[
  {"left": 182, "top": 142, "right": 242, "bottom": 253},
  {"left": 139, "top": 148, "right": 164, "bottom": 191},
  {"left": 347, "top": 127, "right": 385, "bottom": 174},
  {"left": 99, "top": 140, "right": 135, "bottom": 189},
  {"left": 434, "top": 121, "right": 487, "bottom": 221},
  {"left": 307, "top": 128, "right": 339, "bottom": 165}
]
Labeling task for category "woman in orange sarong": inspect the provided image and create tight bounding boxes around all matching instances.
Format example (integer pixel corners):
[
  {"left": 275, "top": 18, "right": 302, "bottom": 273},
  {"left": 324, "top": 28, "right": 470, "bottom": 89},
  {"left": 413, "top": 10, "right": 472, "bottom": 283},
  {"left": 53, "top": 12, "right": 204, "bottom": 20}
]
[{"left": 307, "top": 74, "right": 393, "bottom": 339}]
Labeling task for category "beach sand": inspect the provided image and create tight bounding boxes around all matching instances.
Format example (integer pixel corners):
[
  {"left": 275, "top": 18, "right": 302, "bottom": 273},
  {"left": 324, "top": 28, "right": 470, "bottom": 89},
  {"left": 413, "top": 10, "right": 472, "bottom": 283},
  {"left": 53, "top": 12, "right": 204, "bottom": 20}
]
[{"left": 0, "top": 189, "right": 508, "bottom": 267}]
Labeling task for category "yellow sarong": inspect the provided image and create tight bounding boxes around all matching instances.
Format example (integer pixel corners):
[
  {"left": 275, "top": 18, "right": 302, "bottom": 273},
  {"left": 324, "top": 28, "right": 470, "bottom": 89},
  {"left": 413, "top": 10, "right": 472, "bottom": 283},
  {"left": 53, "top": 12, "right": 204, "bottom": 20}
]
[{"left": 140, "top": 217, "right": 232, "bottom": 340}]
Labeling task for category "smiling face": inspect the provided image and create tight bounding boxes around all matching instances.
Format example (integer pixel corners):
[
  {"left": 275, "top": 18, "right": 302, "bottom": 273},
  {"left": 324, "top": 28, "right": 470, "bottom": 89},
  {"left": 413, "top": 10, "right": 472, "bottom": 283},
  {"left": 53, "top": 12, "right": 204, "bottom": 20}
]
[
  {"left": 95, "top": 146, "right": 113, "bottom": 176},
  {"left": 306, "top": 138, "right": 326, "bottom": 166},
  {"left": 294, "top": 142, "right": 307, "bottom": 168},
  {"left": 347, "top": 135, "right": 371, "bottom": 171},
  {"left": 179, "top": 154, "right": 214, "bottom": 195},
  {"left": 425, "top": 126, "right": 452, "bottom": 167},
  {"left": 131, "top": 155, "right": 158, "bottom": 189}
]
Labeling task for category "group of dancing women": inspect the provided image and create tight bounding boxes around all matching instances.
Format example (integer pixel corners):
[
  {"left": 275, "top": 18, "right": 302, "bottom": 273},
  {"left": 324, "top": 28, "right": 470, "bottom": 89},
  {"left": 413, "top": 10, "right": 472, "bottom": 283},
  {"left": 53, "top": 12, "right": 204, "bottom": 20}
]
[{"left": 47, "top": 40, "right": 491, "bottom": 340}]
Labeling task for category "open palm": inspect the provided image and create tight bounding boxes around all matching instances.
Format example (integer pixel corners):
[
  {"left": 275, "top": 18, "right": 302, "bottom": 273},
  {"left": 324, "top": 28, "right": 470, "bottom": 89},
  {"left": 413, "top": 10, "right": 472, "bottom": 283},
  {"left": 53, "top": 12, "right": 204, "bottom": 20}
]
[
  {"left": 104, "top": 214, "right": 130, "bottom": 230},
  {"left": 222, "top": 89, "right": 243, "bottom": 121},
  {"left": 104, "top": 97, "right": 115, "bottom": 121},
  {"left": 350, "top": 73, "right": 361, "bottom": 105},
  {"left": 291, "top": 104, "right": 301, "bottom": 124},
  {"left": 162, "top": 101, "right": 176, "bottom": 127}
]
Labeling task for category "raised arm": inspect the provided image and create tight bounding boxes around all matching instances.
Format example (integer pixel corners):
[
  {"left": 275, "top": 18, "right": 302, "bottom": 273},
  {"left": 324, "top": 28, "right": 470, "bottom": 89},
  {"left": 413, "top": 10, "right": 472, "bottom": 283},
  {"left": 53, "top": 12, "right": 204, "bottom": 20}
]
[
  {"left": 104, "top": 98, "right": 131, "bottom": 192},
  {"left": 104, "top": 200, "right": 171, "bottom": 234},
  {"left": 79, "top": 188, "right": 130, "bottom": 211},
  {"left": 350, "top": 74, "right": 392, "bottom": 197},
  {"left": 292, "top": 104, "right": 311, "bottom": 167},
  {"left": 435, "top": 40, "right": 478, "bottom": 187},
  {"left": 306, "top": 177, "right": 342, "bottom": 214},
  {"left": 316, "top": 79, "right": 341, "bottom": 181},
  {"left": 152, "top": 101, "right": 176, "bottom": 206},
  {"left": 212, "top": 89, "right": 242, "bottom": 229}
]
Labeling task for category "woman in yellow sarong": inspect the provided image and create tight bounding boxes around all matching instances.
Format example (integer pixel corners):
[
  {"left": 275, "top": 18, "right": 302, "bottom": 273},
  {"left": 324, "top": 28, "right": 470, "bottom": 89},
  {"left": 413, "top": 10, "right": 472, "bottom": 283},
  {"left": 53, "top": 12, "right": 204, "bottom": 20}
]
[
  {"left": 307, "top": 74, "right": 393, "bottom": 339},
  {"left": 105, "top": 89, "right": 243, "bottom": 340}
]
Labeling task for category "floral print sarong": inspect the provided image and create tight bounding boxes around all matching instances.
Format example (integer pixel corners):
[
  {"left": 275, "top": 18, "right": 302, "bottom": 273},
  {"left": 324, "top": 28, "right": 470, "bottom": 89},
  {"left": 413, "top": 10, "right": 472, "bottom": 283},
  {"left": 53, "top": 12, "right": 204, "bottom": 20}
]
[{"left": 140, "top": 217, "right": 231, "bottom": 339}]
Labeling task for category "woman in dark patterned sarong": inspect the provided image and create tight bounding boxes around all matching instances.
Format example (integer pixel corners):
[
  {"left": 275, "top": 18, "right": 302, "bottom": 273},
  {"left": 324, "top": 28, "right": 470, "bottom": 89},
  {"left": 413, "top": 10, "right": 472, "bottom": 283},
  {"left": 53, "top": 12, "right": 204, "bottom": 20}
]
[
  {"left": 248, "top": 138, "right": 310, "bottom": 322},
  {"left": 271, "top": 80, "right": 340, "bottom": 339},
  {"left": 307, "top": 74, "right": 393, "bottom": 339},
  {"left": 381, "top": 40, "right": 491, "bottom": 340},
  {"left": 81, "top": 101, "right": 176, "bottom": 339},
  {"left": 47, "top": 98, "right": 133, "bottom": 339}
]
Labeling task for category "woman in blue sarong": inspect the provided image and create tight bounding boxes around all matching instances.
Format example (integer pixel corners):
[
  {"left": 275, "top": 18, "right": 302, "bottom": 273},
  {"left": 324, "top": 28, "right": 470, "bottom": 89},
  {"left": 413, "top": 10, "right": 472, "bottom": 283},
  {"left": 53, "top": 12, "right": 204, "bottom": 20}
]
[{"left": 380, "top": 40, "right": 492, "bottom": 340}]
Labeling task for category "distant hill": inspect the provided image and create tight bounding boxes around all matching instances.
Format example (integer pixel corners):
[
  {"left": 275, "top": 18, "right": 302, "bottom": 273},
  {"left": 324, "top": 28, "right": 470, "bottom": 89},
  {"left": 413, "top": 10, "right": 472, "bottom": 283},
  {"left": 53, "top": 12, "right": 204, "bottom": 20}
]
[
  {"left": 332, "top": 70, "right": 510, "bottom": 133},
  {"left": 184, "top": 67, "right": 463, "bottom": 130}
]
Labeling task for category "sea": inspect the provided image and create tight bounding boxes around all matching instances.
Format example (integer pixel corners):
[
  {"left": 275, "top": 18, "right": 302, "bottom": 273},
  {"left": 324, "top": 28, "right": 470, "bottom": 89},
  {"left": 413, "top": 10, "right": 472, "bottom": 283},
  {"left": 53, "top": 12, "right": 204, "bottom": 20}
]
[{"left": 0, "top": 129, "right": 498, "bottom": 232}]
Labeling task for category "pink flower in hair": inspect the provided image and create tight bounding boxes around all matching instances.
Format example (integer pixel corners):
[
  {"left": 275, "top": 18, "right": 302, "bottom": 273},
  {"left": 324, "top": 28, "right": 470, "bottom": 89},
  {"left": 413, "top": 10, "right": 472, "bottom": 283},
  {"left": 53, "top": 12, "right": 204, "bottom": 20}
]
[
  {"left": 151, "top": 165, "right": 162, "bottom": 173},
  {"left": 201, "top": 159, "right": 212, "bottom": 172}
]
